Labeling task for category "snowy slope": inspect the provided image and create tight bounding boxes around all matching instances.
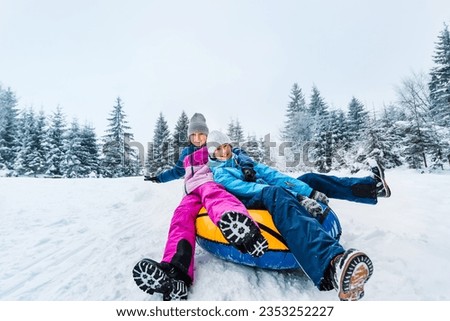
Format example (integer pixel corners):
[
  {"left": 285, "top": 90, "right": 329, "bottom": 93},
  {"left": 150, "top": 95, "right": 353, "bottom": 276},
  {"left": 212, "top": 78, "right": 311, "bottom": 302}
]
[{"left": 1, "top": 169, "right": 450, "bottom": 301}]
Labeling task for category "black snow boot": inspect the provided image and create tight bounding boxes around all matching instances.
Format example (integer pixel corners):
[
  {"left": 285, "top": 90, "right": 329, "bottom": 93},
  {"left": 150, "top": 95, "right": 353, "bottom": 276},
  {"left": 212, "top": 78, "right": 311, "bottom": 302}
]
[
  {"left": 369, "top": 159, "right": 391, "bottom": 198},
  {"left": 132, "top": 258, "right": 190, "bottom": 301},
  {"left": 218, "top": 211, "right": 268, "bottom": 257}
]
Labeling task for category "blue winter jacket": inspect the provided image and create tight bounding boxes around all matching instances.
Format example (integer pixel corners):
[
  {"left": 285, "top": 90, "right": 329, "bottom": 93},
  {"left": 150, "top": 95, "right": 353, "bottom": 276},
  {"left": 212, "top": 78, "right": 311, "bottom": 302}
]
[{"left": 209, "top": 148, "right": 313, "bottom": 199}]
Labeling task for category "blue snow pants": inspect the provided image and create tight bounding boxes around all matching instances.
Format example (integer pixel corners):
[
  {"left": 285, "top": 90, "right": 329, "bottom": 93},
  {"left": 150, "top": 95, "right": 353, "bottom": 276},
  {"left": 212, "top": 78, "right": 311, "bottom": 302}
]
[
  {"left": 241, "top": 186, "right": 345, "bottom": 289},
  {"left": 298, "top": 173, "right": 378, "bottom": 205}
]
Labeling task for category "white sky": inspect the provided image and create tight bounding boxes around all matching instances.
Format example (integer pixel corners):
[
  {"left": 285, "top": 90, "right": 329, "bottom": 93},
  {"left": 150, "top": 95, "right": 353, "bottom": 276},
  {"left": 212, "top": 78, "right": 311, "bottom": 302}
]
[{"left": 1, "top": 0, "right": 449, "bottom": 144}]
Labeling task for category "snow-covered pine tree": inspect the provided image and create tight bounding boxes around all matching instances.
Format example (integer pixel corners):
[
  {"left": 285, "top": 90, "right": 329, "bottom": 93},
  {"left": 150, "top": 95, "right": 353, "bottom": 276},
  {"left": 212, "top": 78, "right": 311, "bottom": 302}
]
[
  {"left": 172, "top": 111, "right": 189, "bottom": 162},
  {"left": 402, "top": 125, "right": 432, "bottom": 169},
  {"left": 102, "top": 97, "right": 136, "bottom": 177},
  {"left": 242, "top": 134, "right": 265, "bottom": 163},
  {"left": 0, "top": 86, "right": 19, "bottom": 170},
  {"left": 79, "top": 124, "right": 100, "bottom": 177},
  {"left": 146, "top": 112, "right": 172, "bottom": 175},
  {"left": 308, "top": 85, "right": 328, "bottom": 117},
  {"left": 26, "top": 109, "right": 47, "bottom": 176},
  {"left": 347, "top": 97, "right": 369, "bottom": 143},
  {"left": 227, "top": 118, "right": 244, "bottom": 145},
  {"left": 281, "top": 83, "right": 307, "bottom": 145},
  {"left": 27, "top": 110, "right": 47, "bottom": 177},
  {"left": 370, "top": 106, "right": 404, "bottom": 169},
  {"left": 61, "top": 119, "right": 82, "bottom": 178},
  {"left": 328, "top": 109, "right": 349, "bottom": 169},
  {"left": 45, "top": 107, "right": 67, "bottom": 177},
  {"left": 290, "top": 110, "right": 314, "bottom": 152},
  {"left": 280, "top": 84, "right": 313, "bottom": 169},
  {"left": 342, "top": 97, "right": 371, "bottom": 169},
  {"left": 428, "top": 23, "right": 450, "bottom": 168},
  {"left": 13, "top": 109, "right": 36, "bottom": 176},
  {"left": 307, "top": 86, "right": 332, "bottom": 172},
  {"left": 332, "top": 109, "right": 350, "bottom": 149},
  {"left": 429, "top": 23, "right": 450, "bottom": 127},
  {"left": 396, "top": 72, "right": 435, "bottom": 169}
]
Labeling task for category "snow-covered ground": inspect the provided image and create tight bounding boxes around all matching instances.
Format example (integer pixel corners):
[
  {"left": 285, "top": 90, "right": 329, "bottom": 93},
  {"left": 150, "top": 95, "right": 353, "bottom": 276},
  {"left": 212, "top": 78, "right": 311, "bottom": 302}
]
[{"left": 1, "top": 168, "right": 450, "bottom": 301}]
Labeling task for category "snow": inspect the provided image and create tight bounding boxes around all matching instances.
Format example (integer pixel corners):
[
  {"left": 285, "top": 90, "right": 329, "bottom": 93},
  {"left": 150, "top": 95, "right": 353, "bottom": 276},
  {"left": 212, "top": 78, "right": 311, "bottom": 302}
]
[{"left": 1, "top": 168, "right": 450, "bottom": 302}]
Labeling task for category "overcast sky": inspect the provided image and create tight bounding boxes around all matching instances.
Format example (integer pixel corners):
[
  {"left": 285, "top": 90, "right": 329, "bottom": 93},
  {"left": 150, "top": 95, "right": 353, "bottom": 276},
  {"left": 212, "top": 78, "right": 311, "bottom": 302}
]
[{"left": 1, "top": 0, "right": 449, "bottom": 144}]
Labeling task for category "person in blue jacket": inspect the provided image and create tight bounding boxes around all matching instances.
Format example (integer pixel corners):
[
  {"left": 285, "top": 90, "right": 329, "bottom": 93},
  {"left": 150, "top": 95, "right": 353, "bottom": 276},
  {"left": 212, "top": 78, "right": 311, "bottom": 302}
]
[
  {"left": 206, "top": 130, "right": 379, "bottom": 301},
  {"left": 206, "top": 131, "right": 391, "bottom": 215}
]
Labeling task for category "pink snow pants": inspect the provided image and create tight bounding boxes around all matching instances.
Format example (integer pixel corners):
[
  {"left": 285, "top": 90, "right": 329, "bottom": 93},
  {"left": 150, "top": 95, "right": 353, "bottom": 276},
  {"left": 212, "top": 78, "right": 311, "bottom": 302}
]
[{"left": 161, "top": 181, "right": 252, "bottom": 282}]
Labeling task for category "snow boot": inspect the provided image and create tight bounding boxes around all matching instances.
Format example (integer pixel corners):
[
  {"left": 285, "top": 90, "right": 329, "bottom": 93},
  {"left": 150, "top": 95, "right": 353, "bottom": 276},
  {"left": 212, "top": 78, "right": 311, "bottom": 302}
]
[
  {"left": 370, "top": 159, "right": 391, "bottom": 198},
  {"left": 331, "top": 249, "right": 374, "bottom": 301},
  {"left": 218, "top": 211, "right": 268, "bottom": 257},
  {"left": 132, "top": 258, "right": 189, "bottom": 301}
]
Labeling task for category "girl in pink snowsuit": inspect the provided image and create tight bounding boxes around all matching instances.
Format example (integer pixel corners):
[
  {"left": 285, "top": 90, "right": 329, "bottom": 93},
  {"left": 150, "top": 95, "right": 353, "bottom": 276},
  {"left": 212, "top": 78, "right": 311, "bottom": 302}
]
[{"left": 133, "top": 113, "right": 268, "bottom": 301}]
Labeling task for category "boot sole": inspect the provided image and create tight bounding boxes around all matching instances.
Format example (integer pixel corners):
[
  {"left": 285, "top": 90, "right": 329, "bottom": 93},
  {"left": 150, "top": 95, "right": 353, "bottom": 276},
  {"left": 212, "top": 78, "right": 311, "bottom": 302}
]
[
  {"left": 219, "top": 211, "right": 259, "bottom": 245},
  {"left": 374, "top": 162, "right": 391, "bottom": 198},
  {"left": 245, "top": 234, "right": 269, "bottom": 257},
  {"left": 338, "top": 250, "right": 374, "bottom": 301},
  {"left": 219, "top": 211, "right": 268, "bottom": 257},
  {"left": 132, "top": 258, "right": 171, "bottom": 295}
]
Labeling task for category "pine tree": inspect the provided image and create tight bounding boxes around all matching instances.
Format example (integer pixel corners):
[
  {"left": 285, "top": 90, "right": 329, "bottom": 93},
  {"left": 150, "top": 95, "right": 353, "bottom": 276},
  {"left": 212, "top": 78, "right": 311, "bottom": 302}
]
[
  {"left": 0, "top": 86, "right": 19, "bottom": 170},
  {"left": 26, "top": 109, "right": 47, "bottom": 176},
  {"left": 227, "top": 118, "right": 244, "bottom": 145},
  {"left": 102, "top": 97, "right": 136, "bottom": 177},
  {"left": 308, "top": 85, "right": 329, "bottom": 117},
  {"left": 402, "top": 124, "right": 432, "bottom": 169},
  {"left": 79, "top": 124, "right": 100, "bottom": 177},
  {"left": 13, "top": 109, "right": 35, "bottom": 175},
  {"left": 282, "top": 83, "right": 307, "bottom": 143},
  {"left": 45, "top": 107, "right": 67, "bottom": 177},
  {"left": 290, "top": 110, "right": 315, "bottom": 149},
  {"left": 328, "top": 109, "right": 349, "bottom": 169},
  {"left": 146, "top": 112, "right": 172, "bottom": 175},
  {"left": 172, "top": 111, "right": 189, "bottom": 162},
  {"left": 333, "top": 109, "right": 350, "bottom": 149},
  {"left": 397, "top": 72, "right": 435, "bottom": 168},
  {"left": 242, "top": 134, "right": 265, "bottom": 163},
  {"left": 429, "top": 23, "right": 450, "bottom": 126},
  {"left": 308, "top": 86, "right": 332, "bottom": 172},
  {"left": 61, "top": 119, "right": 83, "bottom": 177},
  {"left": 372, "top": 106, "right": 404, "bottom": 169},
  {"left": 280, "top": 83, "right": 312, "bottom": 166},
  {"left": 347, "top": 97, "right": 369, "bottom": 143}
]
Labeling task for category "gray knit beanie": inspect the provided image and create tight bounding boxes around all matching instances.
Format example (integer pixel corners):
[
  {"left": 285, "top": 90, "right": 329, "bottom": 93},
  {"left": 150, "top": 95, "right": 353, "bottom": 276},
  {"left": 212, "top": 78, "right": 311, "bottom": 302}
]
[{"left": 188, "top": 113, "right": 209, "bottom": 136}]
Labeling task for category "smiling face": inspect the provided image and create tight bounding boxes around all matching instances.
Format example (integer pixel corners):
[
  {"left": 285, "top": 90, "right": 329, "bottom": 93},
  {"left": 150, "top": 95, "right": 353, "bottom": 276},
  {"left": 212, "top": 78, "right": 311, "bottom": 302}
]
[
  {"left": 213, "top": 143, "right": 232, "bottom": 161},
  {"left": 190, "top": 132, "right": 207, "bottom": 147}
]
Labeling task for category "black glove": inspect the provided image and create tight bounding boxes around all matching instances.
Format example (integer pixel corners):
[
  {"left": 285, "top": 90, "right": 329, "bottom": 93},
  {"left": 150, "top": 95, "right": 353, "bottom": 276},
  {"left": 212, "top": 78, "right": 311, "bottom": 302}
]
[
  {"left": 297, "top": 195, "right": 324, "bottom": 218},
  {"left": 144, "top": 175, "right": 160, "bottom": 183},
  {"left": 310, "top": 190, "right": 329, "bottom": 205},
  {"left": 242, "top": 168, "right": 256, "bottom": 182}
]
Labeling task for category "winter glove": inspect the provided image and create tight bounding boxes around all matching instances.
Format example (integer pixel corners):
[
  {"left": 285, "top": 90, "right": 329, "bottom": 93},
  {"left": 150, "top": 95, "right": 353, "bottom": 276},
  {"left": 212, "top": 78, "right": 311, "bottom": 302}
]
[
  {"left": 297, "top": 195, "right": 324, "bottom": 218},
  {"left": 242, "top": 168, "right": 256, "bottom": 182},
  {"left": 310, "top": 190, "right": 329, "bottom": 205},
  {"left": 144, "top": 175, "right": 160, "bottom": 183}
]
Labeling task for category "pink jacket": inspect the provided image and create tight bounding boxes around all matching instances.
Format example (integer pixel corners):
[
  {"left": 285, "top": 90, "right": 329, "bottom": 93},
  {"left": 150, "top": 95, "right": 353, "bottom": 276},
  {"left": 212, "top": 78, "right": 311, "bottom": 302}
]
[{"left": 183, "top": 146, "right": 214, "bottom": 194}]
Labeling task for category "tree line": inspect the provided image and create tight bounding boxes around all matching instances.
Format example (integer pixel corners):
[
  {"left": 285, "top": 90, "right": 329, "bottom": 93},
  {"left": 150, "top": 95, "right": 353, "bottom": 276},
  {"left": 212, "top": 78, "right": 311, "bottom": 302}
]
[
  {"left": 280, "top": 23, "right": 450, "bottom": 172},
  {"left": 1, "top": 23, "right": 449, "bottom": 177},
  {"left": 0, "top": 96, "right": 140, "bottom": 177},
  {"left": 0, "top": 92, "right": 264, "bottom": 177}
]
